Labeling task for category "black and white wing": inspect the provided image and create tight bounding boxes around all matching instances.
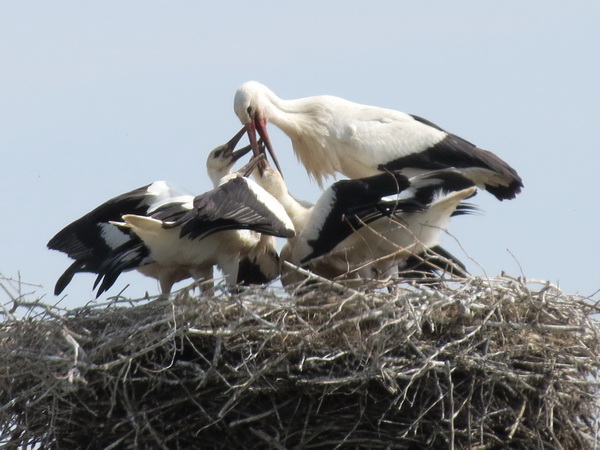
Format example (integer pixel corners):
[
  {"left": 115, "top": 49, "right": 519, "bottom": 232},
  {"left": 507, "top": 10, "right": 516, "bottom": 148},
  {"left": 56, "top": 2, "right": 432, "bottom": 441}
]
[
  {"left": 300, "top": 170, "right": 477, "bottom": 265},
  {"left": 299, "top": 172, "right": 412, "bottom": 264},
  {"left": 156, "top": 176, "right": 295, "bottom": 241},
  {"left": 380, "top": 115, "right": 523, "bottom": 200},
  {"left": 92, "top": 237, "right": 153, "bottom": 297},
  {"left": 48, "top": 181, "right": 191, "bottom": 294},
  {"left": 399, "top": 245, "right": 469, "bottom": 280}
]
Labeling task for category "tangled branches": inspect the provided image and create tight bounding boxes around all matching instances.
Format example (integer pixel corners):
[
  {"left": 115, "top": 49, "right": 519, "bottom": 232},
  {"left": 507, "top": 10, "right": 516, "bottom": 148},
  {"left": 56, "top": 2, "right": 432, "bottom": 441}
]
[{"left": 1, "top": 275, "right": 599, "bottom": 448}]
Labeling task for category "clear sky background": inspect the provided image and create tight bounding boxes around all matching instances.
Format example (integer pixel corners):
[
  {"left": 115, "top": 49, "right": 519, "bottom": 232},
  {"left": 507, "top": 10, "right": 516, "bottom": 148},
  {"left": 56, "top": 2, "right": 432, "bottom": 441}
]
[{"left": 1, "top": 1, "right": 599, "bottom": 309}]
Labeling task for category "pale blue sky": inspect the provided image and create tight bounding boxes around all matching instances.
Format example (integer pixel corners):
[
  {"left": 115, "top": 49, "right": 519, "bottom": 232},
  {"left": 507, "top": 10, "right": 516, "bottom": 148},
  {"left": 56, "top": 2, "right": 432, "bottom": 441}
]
[{"left": 1, "top": 1, "right": 599, "bottom": 308}]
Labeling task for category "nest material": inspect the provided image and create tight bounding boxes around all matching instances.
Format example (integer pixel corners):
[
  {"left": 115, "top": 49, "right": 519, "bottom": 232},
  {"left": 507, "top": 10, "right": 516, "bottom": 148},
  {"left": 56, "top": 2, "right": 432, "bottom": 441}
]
[{"left": 1, "top": 275, "right": 599, "bottom": 449}]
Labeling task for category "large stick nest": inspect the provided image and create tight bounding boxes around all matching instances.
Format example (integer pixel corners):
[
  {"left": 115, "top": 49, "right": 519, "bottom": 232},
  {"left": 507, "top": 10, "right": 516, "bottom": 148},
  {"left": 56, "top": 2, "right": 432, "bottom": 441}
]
[{"left": 1, "top": 275, "right": 599, "bottom": 449}]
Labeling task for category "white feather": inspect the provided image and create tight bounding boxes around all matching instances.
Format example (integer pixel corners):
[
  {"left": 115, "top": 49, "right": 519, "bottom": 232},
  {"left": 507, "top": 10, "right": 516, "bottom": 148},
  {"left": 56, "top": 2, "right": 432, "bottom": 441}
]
[{"left": 99, "top": 223, "right": 130, "bottom": 249}]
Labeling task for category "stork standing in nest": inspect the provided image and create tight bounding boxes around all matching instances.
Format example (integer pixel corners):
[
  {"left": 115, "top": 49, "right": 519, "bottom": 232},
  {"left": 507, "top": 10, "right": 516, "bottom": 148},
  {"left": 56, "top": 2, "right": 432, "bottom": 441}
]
[
  {"left": 103, "top": 154, "right": 294, "bottom": 294},
  {"left": 49, "top": 130, "right": 293, "bottom": 297},
  {"left": 252, "top": 159, "right": 476, "bottom": 287},
  {"left": 233, "top": 81, "right": 523, "bottom": 201}
]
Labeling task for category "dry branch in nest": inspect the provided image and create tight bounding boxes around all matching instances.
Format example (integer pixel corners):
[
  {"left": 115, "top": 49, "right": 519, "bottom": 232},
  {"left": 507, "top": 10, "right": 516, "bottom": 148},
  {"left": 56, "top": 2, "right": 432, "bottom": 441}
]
[{"left": 1, "top": 275, "right": 599, "bottom": 449}]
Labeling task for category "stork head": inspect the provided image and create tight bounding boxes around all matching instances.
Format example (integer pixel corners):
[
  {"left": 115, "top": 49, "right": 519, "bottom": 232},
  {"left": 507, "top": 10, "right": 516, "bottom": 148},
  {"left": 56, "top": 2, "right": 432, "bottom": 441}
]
[
  {"left": 216, "top": 153, "right": 266, "bottom": 186},
  {"left": 206, "top": 127, "right": 251, "bottom": 187},
  {"left": 233, "top": 81, "right": 283, "bottom": 175}
]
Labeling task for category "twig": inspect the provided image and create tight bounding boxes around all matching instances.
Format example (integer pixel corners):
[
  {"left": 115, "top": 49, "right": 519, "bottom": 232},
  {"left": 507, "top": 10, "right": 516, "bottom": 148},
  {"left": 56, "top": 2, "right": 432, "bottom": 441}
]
[{"left": 283, "top": 261, "right": 365, "bottom": 299}]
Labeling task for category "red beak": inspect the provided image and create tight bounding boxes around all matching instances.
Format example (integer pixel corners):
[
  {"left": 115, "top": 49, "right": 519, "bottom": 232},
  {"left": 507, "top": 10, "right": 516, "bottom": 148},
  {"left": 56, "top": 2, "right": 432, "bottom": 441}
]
[{"left": 246, "top": 116, "right": 283, "bottom": 176}]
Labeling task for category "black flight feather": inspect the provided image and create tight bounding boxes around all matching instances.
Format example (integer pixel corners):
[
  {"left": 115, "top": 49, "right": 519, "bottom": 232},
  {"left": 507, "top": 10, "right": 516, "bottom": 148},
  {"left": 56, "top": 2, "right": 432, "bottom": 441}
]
[
  {"left": 300, "top": 172, "right": 413, "bottom": 264},
  {"left": 379, "top": 123, "right": 523, "bottom": 201},
  {"left": 93, "top": 238, "right": 150, "bottom": 297},
  {"left": 158, "top": 177, "right": 294, "bottom": 241}
]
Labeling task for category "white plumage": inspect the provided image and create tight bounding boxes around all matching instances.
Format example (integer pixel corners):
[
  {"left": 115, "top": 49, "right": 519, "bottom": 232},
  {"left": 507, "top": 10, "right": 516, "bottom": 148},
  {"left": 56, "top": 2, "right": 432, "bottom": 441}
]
[
  {"left": 234, "top": 81, "right": 523, "bottom": 201},
  {"left": 113, "top": 165, "right": 294, "bottom": 292},
  {"left": 253, "top": 163, "right": 476, "bottom": 286},
  {"left": 48, "top": 179, "right": 196, "bottom": 296},
  {"left": 49, "top": 131, "right": 294, "bottom": 296}
]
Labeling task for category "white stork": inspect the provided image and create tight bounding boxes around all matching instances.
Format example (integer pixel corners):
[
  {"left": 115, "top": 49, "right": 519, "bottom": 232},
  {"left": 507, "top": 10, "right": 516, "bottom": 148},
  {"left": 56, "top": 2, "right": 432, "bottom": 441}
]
[
  {"left": 252, "top": 162, "right": 476, "bottom": 286},
  {"left": 95, "top": 154, "right": 295, "bottom": 295},
  {"left": 234, "top": 81, "right": 523, "bottom": 201},
  {"left": 49, "top": 130, "right": 293, "bottom": 296}
]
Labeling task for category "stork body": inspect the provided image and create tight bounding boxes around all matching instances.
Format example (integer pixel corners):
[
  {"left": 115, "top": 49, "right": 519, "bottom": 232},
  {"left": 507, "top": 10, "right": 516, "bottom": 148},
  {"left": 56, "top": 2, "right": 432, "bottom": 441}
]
[
  {"left": 234, "top": 81, "right": 523, "bottom": 200},
  {"left": 49, "top": 131, "right": 292, "bottom": 296},
  {"left": 254, "top": 166, "right": 475, "bottom": 286},
  {"left": 47, "top": 180, "right": 195, "bottom": 295},
  {"left": 97, "top": 172, "right": 295, "bottom": 294},
  {"left": 100, "top": 218, "right": 272, "bottom": 290}
]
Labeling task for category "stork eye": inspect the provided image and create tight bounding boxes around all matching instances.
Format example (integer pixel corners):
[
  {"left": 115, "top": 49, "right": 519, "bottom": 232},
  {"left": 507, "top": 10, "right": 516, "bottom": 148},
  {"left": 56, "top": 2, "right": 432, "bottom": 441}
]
[
  {"left": 246, "top": 106, "right": 253, "bottom": 115},
  {"left": 213, "top": 150, "right": 222, "bottom": 158}
]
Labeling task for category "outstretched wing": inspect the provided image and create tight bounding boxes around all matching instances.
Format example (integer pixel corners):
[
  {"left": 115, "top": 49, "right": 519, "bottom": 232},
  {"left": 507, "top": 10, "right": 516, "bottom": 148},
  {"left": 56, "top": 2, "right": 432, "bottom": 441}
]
[
  {"left": 301, "top": 170, "right": 477, "bottom": 265},
  {"left": 93, "top": 237, "right": 152, "bottom": 297},
  {"left": 48, "top": 181, "right": 191, "bottom": 294},
  {"left": 300, "top": 172, "right": 412, "bottom": 264},
  {"left": 156, "top": 177, "right": 295, "bottom": 241}
]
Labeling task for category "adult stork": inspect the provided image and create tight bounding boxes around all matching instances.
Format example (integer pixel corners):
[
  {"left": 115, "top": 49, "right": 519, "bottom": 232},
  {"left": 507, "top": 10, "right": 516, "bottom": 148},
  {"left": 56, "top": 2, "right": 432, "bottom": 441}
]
[
  {"left": 49, "top": 130, "right": 292, "bottom": 296},
  {"left": 94, "top": 154, "right": 295, "bottom": 295},
  {"left": 234, "top": 81, "right": 523, "bottom": 200},
  {"left": 252, "top": 161, "right": 476, "bottom": 287}
]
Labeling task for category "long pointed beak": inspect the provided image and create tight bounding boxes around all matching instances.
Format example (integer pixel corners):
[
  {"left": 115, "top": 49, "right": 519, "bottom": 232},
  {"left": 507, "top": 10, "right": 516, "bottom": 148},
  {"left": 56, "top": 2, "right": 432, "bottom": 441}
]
[
  {"left": 246, "top": 116, "right": 283, "bottom": 176},
  {"left": 230, "top": 143, "right": 253, "bottom": 164},
  {"left": 223, "top": 126, "right": 248, "bottom": 158},
  {"left": 238, "top": 153, "right": 265, "bottom": 177}
]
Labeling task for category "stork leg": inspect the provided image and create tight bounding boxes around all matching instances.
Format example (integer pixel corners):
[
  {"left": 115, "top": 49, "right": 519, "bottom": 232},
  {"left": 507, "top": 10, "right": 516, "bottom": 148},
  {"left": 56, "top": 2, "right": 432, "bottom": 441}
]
[
  {"left": 190, "top": 267, "right": 215, "bottom": 295},
  {"left": 218, "top": 259, "right": 240, "bottom": 292}
]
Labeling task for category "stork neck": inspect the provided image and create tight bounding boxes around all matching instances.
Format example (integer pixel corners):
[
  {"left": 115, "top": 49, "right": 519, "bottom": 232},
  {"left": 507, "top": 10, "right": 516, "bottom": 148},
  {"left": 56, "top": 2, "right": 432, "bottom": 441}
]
[
  {"left": 208, "top": 171, "right": 223, "bottom": 187},
  {"left": 256, "top": 176, "right": 309, "bottom": 229},
  {"left": 206, "top": 162, "right": 233, "bottom": 187},
  {"left": 259, "top": 90, "right": 311, "bottom": 134},
  {"left": 274, "top": 191, "right": 310, "bottom": 230}
]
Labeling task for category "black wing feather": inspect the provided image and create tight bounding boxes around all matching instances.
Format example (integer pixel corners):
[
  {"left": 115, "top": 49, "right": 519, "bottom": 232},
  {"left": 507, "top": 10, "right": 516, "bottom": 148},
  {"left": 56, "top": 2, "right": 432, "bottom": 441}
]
[
  {"left": 380, "top": 121, "right": 523, "bottom": 200},
  {"left": 48, "top": 182, "right": 186, "bottom": 294},
  {"left": 47, "top": 184, "right": 156, "bottom": 259},
  {"left": 400, "top": 245, "right": 469, "bottom": 279},
  {"left": 237, "top": 249, "right": 280, "bottom": 286},
  {"left": 301, "top": 170, "right": 479, "bottom": 265},
  {"left": 157, "top": 177, "right": 294, "bottom": 241},
  {"left": 93, "top": 237, "right": 150, "bottom": 297},
  {"left": 301, "top": 172, "right": 412, "bottom": 264}
]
